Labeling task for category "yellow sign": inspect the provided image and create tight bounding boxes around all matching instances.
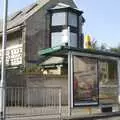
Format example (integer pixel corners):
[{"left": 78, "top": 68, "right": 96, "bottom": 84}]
[{"left": 84, "top": 35, "right": 92, "bottom": 49}]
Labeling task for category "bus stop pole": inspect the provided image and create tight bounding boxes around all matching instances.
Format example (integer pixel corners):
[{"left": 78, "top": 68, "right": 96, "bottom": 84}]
[{"left": 0, "top": 0, "right": 8, "bottom": 119}]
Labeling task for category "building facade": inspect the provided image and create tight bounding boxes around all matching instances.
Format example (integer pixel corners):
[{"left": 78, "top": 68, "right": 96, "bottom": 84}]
[
  {"left": 0, "top": 0, "right": 84, "bottom": 104},
  {"left": 0, "top": 0, "right": 80, "bottom": 69}
]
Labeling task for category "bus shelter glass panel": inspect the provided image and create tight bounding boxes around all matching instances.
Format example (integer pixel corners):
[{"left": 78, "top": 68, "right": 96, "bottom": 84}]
[
  {"left": 99, "top": 60, "right": 118, "bottom": 104},
  {"left": 73, "top": 56, "right": 98, "bottom": 106}
]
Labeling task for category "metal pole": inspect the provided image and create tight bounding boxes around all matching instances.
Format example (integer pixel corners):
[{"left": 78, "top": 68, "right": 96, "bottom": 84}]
[
  {"left": 68, "top": 51, "right": 71, "bottom": 116},
  {"left": 68, "top": 26, "right": 72, "bottom": 116},
  {"left": 0, "top": 0, "right": 8, "bottom": 119},
  {"left": 71, "top": 53, "right": 73, "bottom": 109}
]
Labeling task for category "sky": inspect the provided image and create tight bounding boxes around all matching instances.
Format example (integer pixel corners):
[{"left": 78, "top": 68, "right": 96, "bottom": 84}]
[{"left": 0, "top": 0, "right": 120, "bottom": 48}]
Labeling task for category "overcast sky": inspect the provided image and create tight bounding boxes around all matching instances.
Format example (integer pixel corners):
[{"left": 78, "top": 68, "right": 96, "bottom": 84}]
[{"left": 0, "top": 0, "right": 120, "bottom": 48}]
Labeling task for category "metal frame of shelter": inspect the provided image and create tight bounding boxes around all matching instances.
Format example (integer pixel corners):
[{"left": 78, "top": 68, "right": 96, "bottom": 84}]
[{"left": 38, "top": 46, "right": 120, "bottom": 116}]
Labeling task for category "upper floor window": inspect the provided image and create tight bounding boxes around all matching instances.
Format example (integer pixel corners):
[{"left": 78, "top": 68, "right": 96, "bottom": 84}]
[
  {"left": 52, "top": 12, "right": 66, "bottom": 26},
  {"left": 68, "top": 12, "right": 77, "bottom": 27}
]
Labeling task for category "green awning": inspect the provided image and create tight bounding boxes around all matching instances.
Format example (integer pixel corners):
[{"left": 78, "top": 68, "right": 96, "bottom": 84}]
[{"left": 38, "top": 46, "right": 64, "bottom": 56}]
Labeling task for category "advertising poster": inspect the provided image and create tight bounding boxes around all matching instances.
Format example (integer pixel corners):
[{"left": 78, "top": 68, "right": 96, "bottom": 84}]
[{"left": 73, "top": 56, "right": 99, "bottom": 106}]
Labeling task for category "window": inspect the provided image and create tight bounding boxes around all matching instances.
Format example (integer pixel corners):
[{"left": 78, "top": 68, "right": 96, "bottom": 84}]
[
  {"left": 68, "top": 12, "right": 77, "bottom": 27},
  {"left": 52, "top": 32, "right": 65, "bottom": 47},
  {"left": 51, "top": 28, "right": 68, "bottom": 47},
  {"left": 52, "top": 12, "right": 66, "bottom": 26},
  {"left": 70, "top": 33, "right": 77, "bottom": 47},
  {"left": 99, "top": 60, "right": 117, "bottom": 104}
]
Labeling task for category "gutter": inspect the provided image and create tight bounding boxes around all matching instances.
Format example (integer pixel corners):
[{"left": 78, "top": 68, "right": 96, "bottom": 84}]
[{"left": 0, "top": 24, "right": 25, "bottom": 36}]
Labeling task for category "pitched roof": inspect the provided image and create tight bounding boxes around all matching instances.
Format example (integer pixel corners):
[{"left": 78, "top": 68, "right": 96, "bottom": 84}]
[
  {"left": 0, "top": 0, "right": 50, "bottom": 33},
  {"left": 49, "top": 2, "right": 83, "bottom": 16},
  {"left": 40, "top": 56, "right": 65, "bottom": 66},
  {"left": 0, "top": 0, "right": 77, "bottom": 34}
]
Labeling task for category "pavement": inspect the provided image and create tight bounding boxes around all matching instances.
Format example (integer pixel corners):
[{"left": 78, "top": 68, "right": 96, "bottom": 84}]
[
  {"left": 98, "top": 117, "right": 120, "bottom": 120},
  {"left": 4, "top": 105, "right": 120, "bottom": 120},
  {"left": 63, "top": 111, "right": 120, "bottom": 120},
  {"left": 6, "top": 115, "right": 61, "bottom": 120}
]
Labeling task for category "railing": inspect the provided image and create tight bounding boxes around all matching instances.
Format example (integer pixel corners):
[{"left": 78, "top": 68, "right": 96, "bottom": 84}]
[
  {"left": 0, "top": 85, "right": 119, "bottom": 119},
  {"left": 5, "top": 87, "right": 62, "bottom": 119}
]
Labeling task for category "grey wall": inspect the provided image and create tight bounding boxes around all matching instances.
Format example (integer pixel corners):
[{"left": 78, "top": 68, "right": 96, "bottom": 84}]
[
  {"left": 6, "top": 73, "right": 68, "bottom": 105},
  {"left": 25, "top": 74, "right": 68, "bottom": 105},
  {"left": 25, "top": 0, "right": 77, "bottom": 62}
]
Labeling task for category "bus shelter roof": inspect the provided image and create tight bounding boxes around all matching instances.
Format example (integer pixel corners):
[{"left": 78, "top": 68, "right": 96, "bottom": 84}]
[{"left": 38, "top": 46, "right": 120, "bottom": 59}]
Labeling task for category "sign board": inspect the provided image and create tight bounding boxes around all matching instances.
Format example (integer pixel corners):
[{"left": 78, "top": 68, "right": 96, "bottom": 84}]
[{"left": 0, "top": 44, "right": 23, "bottom": 66}]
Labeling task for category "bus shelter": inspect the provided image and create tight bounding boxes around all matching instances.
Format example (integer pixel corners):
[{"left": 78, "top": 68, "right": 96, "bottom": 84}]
[{"left": 38, "top": 46, "right": 120, "bottom": 115}]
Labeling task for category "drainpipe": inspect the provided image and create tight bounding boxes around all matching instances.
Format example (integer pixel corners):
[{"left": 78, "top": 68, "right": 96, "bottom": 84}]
[{"left": 117, "top": 59, "right": 120, "bottom": 105}]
